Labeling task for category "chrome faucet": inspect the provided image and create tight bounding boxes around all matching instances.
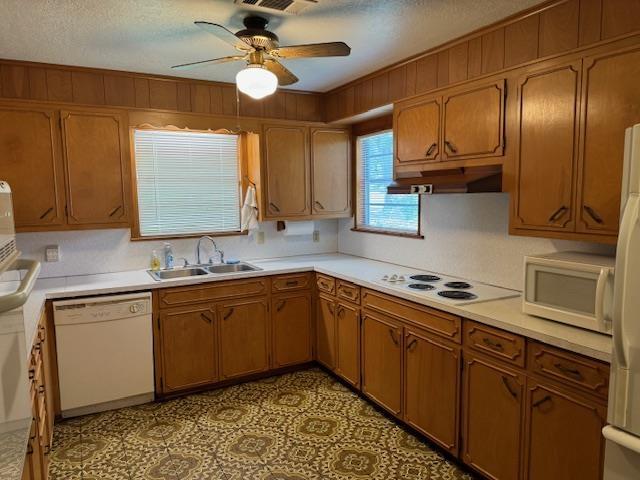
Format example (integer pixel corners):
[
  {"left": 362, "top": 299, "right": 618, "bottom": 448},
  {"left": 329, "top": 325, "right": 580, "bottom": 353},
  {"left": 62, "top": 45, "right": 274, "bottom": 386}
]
[{"left": 196, "top": 236, "right": 225, "bottom": 265}]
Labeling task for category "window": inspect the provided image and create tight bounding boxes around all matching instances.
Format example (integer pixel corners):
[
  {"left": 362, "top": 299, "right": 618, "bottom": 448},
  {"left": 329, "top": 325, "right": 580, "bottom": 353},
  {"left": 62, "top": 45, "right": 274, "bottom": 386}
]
[
  {"left": 133, "top": 129, "right": 241, "bottom": 238},
  {"left": 356, "top": 130, "right": 420, "bottom": 235}
]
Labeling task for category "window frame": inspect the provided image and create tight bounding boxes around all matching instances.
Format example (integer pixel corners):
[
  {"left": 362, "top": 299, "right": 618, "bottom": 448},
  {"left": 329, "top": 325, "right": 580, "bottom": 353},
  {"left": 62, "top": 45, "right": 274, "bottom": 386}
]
[
  {"left": 129, "top": 124, "right": 249, "bottom": 241},
  {"left": 352, "top": 128, "right": 423, "bottom": 239}
]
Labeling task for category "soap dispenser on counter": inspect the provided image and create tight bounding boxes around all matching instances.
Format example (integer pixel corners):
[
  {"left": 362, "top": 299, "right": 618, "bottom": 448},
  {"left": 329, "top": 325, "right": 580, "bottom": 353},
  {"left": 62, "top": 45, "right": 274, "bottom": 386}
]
[{"left": 163, "top": 243, "right": 174, "bottom": 269}]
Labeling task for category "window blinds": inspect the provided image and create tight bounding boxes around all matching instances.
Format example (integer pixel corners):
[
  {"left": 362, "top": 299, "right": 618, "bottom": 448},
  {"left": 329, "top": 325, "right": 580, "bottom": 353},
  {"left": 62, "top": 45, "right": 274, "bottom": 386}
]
[
  {"left": 356, "top": 130, "right": 419, "bottom": 233},
  {"left": 134, "top": 129, "right": 241, "bottom": 237}
]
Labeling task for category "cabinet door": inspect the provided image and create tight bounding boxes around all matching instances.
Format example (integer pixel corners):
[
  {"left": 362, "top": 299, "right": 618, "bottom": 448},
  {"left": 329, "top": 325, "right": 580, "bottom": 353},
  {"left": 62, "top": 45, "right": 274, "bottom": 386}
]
[
  {"left": 218, "top": 298, "right": 270, "bottom": 379},
  {"left": 0, "top": 105, "right": 66, "bottom": 229},
  {"left": 335, "top": 302, "right": 360, "bottom": 388},
  {"left": 263, "top": 125, "right": 310, "bottom": 218},
  {"left": 272, "top": 292, "right": 312, "bottom": 368},
  {"left": 513, "top": 63, "right": 581, "bottom": 231},
  {"left": 524, "top": 381, "right": 606, "bottom": 480},
  {"left": 462, "top": 353, "right": 524, "bottom": 480},
  {"left": 394, "top": 98, "right": 441, "bottom": 164},
  {"left": 577, "top": 47, "right": 640, "bottom": 235},
  {"left": 316, "top": 295, "right": 337, "bottom": 369},
  {"left": 61, "top": 109, "right": 129, "bottom": 226},
  {"left": 404, "top": 328, "right": 460, "bottom": 455},
  {"left": 361, "top": 312, "right": 403, "bottom": 416},
  {"left": 311, "top": 128, "right": 351, "bottom": 216},
  {"left": 442, "top": 80, "right": 505, "bottom": 160},
  {"left": 159, "top": 305, "right": 217, "bottom": 392}
]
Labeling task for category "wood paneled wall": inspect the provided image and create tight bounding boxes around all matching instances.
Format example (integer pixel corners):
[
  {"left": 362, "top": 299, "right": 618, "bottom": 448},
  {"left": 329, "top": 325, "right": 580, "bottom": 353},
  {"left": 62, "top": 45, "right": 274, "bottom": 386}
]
[
  {"left": 0, "top": 60, "right": 324, "bottom": 122},
  {"left": 324, "top": 0, "right": 640, "bottom": 122}
]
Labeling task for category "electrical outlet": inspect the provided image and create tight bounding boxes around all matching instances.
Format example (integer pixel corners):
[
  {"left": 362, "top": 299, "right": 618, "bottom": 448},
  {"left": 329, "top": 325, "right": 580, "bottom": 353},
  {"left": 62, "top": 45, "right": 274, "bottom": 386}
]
[
  {"left": 256, "top": 231, "right": 265, "bottom": 244},
  {"left": 45, "top": 245, "right": 60, "bottom": 262},
  {"left": 313, "top": 230, "right": 320, "bottom": 242}
]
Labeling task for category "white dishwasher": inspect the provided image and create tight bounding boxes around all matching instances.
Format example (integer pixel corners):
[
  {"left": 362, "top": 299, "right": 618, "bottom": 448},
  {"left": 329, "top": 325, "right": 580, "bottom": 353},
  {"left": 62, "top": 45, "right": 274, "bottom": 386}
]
[{"left": 53, "top": 292, "right": 154, "bottom": 418}]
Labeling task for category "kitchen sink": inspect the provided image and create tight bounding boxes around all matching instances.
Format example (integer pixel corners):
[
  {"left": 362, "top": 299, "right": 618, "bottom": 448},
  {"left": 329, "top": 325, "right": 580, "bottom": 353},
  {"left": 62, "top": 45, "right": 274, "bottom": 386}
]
[
  {"left": 148, "top": 267, "right": 208, "bottom": 281},
  {"left": 206, "top": 262, "right": 262, "bottom": 274}
]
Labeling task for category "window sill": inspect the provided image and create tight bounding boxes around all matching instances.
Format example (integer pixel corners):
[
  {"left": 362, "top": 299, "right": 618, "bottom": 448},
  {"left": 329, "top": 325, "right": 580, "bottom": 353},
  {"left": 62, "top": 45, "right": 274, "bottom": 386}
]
[
  {"left": 130, "top": 230, "right": 248, "bottom": 241},
  {"left": 351, "top": 227, "right": 424, "bottom": 239}
]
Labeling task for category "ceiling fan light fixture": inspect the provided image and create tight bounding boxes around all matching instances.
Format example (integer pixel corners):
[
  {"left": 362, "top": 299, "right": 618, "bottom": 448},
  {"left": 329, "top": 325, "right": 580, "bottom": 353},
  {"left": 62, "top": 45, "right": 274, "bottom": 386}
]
[{"left": 236, "top": 64, "right": 278, "bottom": 99}]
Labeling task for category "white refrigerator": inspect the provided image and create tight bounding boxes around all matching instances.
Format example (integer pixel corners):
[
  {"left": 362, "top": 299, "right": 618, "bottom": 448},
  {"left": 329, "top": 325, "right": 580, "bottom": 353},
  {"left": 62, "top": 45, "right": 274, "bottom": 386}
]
[{"left": 604, "top": 124, "right": 640, "bottom": 479}]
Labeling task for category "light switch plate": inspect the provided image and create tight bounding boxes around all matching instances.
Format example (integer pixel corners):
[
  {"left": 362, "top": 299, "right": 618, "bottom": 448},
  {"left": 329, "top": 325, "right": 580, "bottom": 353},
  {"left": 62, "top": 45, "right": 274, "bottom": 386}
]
[
  {"left": 45, "top": 245, "right": 60, "bottom": 262},
  {"left": 256, "top": 231, "right": 265, "bottom": 244}
]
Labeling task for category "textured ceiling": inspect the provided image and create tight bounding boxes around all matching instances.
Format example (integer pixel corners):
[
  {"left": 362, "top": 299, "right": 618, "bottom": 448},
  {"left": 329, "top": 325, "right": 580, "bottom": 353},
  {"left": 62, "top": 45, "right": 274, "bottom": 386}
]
[{"left": 0, "top": 0, "right": 543, "bottom": 92}]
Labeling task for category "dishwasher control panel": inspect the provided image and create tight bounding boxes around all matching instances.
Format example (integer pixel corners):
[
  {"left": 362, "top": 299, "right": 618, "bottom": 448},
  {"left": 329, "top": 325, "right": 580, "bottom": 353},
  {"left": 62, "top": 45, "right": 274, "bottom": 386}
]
[{"left": 53, "top": 293, "right": 152, "bottom": 326}]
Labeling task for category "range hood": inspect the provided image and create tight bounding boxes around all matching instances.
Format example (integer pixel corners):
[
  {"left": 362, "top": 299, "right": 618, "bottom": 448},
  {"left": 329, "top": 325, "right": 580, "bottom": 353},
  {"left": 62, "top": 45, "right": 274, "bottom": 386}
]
[{"left": 387, "top": 165, "right": 502, "bottom": 194}]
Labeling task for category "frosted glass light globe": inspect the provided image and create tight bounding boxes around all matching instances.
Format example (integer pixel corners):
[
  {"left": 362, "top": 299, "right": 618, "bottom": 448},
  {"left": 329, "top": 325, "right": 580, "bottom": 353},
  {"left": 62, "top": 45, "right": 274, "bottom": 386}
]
[{"left": 236, "top": 65, "right": 278, "bottom": 100}]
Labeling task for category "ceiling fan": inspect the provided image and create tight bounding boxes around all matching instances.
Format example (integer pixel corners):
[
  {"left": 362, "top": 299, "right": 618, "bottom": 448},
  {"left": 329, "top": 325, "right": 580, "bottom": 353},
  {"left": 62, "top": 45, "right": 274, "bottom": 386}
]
[{"left": 172, "top": 16, "right": 351, "bottom": 99}]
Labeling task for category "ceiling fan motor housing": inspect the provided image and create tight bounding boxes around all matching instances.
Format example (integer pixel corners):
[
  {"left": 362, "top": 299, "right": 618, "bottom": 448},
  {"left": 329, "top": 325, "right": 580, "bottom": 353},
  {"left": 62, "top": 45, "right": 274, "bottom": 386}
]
[{"left": 237, "top": 16, "right": 279, "bottom": 50}]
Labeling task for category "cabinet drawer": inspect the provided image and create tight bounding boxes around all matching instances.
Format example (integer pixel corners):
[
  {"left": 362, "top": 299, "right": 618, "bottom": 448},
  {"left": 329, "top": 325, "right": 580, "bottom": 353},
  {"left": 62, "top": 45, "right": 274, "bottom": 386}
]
[
  {"left": 159, "top": 278, "right": 269, "bottom": 308},
  {"left": 463, "top": 321, "right": 525, "bottom": 367},
  {"left": 316, "top": 274, "right": 336, "bottom": 295},
  {"left": 528, "top": 342, "right": 609, "bottom": 399},
  {"left": 272, "top": 273, "right": 312, "bottom": 292},
  {"left": 362, "top": 289, "right": 461, "bottom": 343},
  {"left": 337, "top": 280, "right": 360, "bottom": 304}
]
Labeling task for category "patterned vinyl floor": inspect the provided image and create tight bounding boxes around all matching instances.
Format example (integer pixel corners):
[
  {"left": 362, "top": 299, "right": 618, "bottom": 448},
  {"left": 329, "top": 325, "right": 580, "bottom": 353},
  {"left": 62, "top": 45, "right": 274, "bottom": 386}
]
[{"left": 49, "top": 368, "right": 475, "bottom": 479}]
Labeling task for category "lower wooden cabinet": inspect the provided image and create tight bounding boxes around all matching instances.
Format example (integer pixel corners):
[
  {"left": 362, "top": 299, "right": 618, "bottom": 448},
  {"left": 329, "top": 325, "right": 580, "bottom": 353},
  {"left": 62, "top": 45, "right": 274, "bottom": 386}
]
[
  {"left": 218, "top": 298, "right": 270, "bottom": 380},
  {"left": 404, "top": 327, "right": 461, "bottom": 455},
  {"left": 159, "top": 305, "right": 218, "bottom": 392},
  {"left": 335, "top": 302, "right": 360, "bottom": 388},
  {"left": 361, "top": 311, "right": 403, "bottom": 416},
  {"left": 316, "top": 294, "right": 337, "bottom": 369},
  {"left": 462, "top": 353, "right": 525, "bottom": 480},
  {"left": 523, "top": 380, "right": 606, "bottom": 480},
  {"left": 272, "top": 292, "right": 312, "bottom": 368}
]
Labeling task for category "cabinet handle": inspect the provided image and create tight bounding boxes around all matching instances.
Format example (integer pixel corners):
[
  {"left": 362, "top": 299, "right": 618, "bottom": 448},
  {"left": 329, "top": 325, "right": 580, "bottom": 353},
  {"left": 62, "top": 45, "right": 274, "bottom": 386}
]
[
  {"left": 426, "top": 142, "right": 437, "bottom": 156},
  {"left": 482, "top": 337, "right": 504, "bottom": 352},
  {"left": 444, "top": 140, "right": 458, "bottom": 154},
  {"left": 388, "top": 329, "right": 399, "bottom": 347},
  {"left": 532, "top": 395, "right": 553, "bottom": 409},
  {"left": 200, "top": 312, "right": 213, "bottom": 323},
  {"left": 337, "top": 305, "right": 345, "bottom": 317},
  {"left": 548, "top": 205, "right": 568, "bottom": 223},
  {"left": 28, "top": 368, "right": 35, "bottom": 380},
  {"left": 583, "top": 205, "right": 604, "bottom": 224},
  {"left": 223, "top": 308, "right": 234, "bottom": 320},
  {"left": 315, "top": 201, "right": 325, "bottom": 210},
  {"left": 109, "top": 205, "right": 122, "bottom": 217},
  {"left": 269, "top": 202, "right": 281, "bottom": 212},
  {"left": 38, "top": 385, "right": 45, "bottom": 395},
  {"left": 406, "top": 338, "right": 417, "bottom": 351},
  {"left": 327, "top": 303, "right": 335, "bottom": 315},
  {"left": 39, "top": 207, "right": 54, "bottom": 220},
  {"left": 285, "top": 280, "right": 299, "bottom": 287},
  {"left": 501, "top": 376, "right": 518, "bottom": 399},
  {"left": 553, "top": 362, "right": 584, "bottom": 380},
  {"left": 276, "top": 300, "right": 286, "bottom": 312}
]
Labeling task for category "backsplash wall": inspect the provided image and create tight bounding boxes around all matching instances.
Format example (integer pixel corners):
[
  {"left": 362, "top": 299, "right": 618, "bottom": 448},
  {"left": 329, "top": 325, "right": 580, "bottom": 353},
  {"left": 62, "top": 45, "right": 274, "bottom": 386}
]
[
  {"left": 17, "top": 220, "right": 338, "bottom": 278},
  {"left": 337, "top": 193, "right": 616, "bottom": 291}
]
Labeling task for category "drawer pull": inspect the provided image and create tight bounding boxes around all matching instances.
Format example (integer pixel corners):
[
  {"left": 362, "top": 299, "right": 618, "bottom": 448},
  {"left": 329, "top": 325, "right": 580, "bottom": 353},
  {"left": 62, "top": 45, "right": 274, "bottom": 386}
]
[
  {"left": 285, "top": 280, "right": 299, "bottom": 287},
  {"left": 269, "top": 202, "right": 281, "bottom": 212},
  {"left": 501, "top": 376, "right": 518, "bottom": 399},
  {"left": 200, "top": 312, "right": 213, "bottom": 323},
  {"left": 223, "top": 308, "right": 234, "bottom": 320},
  {"left": 444, "top": 140, "right": 458, "bottom": 154},
  {"left": 406, "top": 338, "right": 418, "bottom": 352},
  {"left": 339, "top": 287, "right": 355, "bottom": 299},
  {"left": 533, "top": 395, "right": 553, "bottom": 409},
  {"left": 109, "top": 205, "right": 122, "bottom": 217},
  {"left": 388, "top": 329, "right": 400, "bottom": 347},
  {"left": 276, "top": 300, "right": 286, "bottom": 312},
  {"left": 39, "top": 207, "right": 54, "bottom": 219},
  {"left": 554, "top": 362, "right": 584, "bottom": 380},
  {"left": 337, "top": 306, "right": 345, "bottom": 317},
  {"left": 583, "top": 205, "right": 604, "bottom": 224},
  {"left": 548, "top": 205, "right": 568, "bottom": 223},
  {"left": 426, "top": 142, "right": 437, "bottom": 156},
  {"left": 29, "top": 368, "right": 35, "bottom": 380},
  {"left": 38, "top": 385, "right": 45, "bottom": 395},
  {"left": 482, "top": 337, "right": 504, "bottom": 351},
  {"left": 327, "top": 303, "right": 335, "bottom": 315},
  {"left": 315, "top": 201, "right": 325, "bottom": 210}
]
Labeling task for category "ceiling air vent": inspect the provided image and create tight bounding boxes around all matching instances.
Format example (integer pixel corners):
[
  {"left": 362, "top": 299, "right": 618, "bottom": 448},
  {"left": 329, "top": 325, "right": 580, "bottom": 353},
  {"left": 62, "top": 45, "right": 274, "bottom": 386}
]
[{"left": 234, "top": 0, "right": 318, "bottom": 14}]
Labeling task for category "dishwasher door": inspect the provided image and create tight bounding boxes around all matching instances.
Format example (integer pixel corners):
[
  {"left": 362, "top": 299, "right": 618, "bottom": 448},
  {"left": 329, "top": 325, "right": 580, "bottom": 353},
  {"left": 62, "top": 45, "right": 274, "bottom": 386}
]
[{"left": 53, "top": 292, "right": 154, "bottom": 417}]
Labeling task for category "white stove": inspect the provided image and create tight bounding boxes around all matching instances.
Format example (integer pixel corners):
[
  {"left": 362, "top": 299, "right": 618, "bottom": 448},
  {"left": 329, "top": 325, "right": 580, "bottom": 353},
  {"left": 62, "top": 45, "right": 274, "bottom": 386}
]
[{"left": 374, "top": 271, "right": 520, "bottom": 305}]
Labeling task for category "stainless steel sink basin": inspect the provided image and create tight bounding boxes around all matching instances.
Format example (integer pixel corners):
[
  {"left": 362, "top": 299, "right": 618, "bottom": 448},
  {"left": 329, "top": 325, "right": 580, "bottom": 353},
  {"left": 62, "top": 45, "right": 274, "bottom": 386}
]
[
  {"left": 206, "top": 262, "right": 262, "bottom": 274},
  {"left": 148, "top": 267, "right": 208, "bottom": 281}
]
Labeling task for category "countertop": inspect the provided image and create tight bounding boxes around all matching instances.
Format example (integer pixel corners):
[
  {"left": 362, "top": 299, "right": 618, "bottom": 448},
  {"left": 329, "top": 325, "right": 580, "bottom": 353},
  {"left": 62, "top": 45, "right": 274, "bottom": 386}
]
[{"left": 6, "top": 253, "right": 611, "bottom": 362}]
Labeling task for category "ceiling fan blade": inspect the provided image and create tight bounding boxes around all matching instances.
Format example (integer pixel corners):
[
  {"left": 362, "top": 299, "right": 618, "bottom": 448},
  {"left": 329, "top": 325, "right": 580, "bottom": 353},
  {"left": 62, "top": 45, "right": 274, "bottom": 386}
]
[
  {"left": 194, "top": 21, "right": 254, "bottom": 52},
  {"left": 271, "top": 42, "right": 351, "bottom": 59},
  {"left": 171, "top": 56, "right": 246, "bottom": 71},
  {"left": 264, "top": 59, "right": 299, "bottom": 86}
]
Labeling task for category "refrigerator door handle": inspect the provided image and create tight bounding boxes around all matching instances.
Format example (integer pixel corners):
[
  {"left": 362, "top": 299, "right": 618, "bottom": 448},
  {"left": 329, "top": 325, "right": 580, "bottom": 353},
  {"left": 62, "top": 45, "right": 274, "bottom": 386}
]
[{"left": 603, "top": 425, "right": 640, "bottom": 454}]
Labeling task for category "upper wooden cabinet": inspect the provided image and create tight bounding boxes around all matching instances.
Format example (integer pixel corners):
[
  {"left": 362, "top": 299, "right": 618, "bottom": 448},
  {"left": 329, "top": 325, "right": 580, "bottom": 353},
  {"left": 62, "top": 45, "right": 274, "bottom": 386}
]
[
  {"left": 61, "top": 109, "right": 129, "bottom": 225},
  {"left": 442, "top": 80, "right": 505, "bottom": 160},
  {"left": 260, "top": 123, "right": 351, "bottom": 221},
  {"left": 0, "top": 104, "right": 66, "bottom": 229},
  {"left": 394, "top": 97, "right": 441, "bottom": 164},
  {"left": 311, "top": 128, "right": 351, "bottom": 216}
]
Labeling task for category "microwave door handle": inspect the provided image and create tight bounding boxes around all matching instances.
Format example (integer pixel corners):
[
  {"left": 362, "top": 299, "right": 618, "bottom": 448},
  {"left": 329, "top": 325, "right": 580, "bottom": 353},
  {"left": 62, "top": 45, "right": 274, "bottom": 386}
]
[
  {"left": 594, "top": 268, "right": 610, "bottom": 332},
  {"left": 0, "top": 259, "right": 41, "bottom": 314}
]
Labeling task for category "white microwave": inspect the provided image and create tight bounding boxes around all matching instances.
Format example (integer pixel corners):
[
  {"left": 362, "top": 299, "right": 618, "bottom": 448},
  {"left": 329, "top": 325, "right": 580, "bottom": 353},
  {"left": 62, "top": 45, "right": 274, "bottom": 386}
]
[{"left": 523, "top": 252, "right": 615, "bottom": 334}]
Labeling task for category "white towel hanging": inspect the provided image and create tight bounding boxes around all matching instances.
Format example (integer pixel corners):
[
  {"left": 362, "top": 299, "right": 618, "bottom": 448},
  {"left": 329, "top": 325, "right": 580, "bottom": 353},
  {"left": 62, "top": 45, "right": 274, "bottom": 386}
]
[{"left": 241, "top": 185, "right": 260, "bottom": 233}]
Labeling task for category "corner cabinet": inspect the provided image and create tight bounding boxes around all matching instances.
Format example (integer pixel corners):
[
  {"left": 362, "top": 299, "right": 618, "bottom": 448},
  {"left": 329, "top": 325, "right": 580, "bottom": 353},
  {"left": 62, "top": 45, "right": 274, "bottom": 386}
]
[{"left": 260, "top": 123, "right": 351, "bottom": 220}]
